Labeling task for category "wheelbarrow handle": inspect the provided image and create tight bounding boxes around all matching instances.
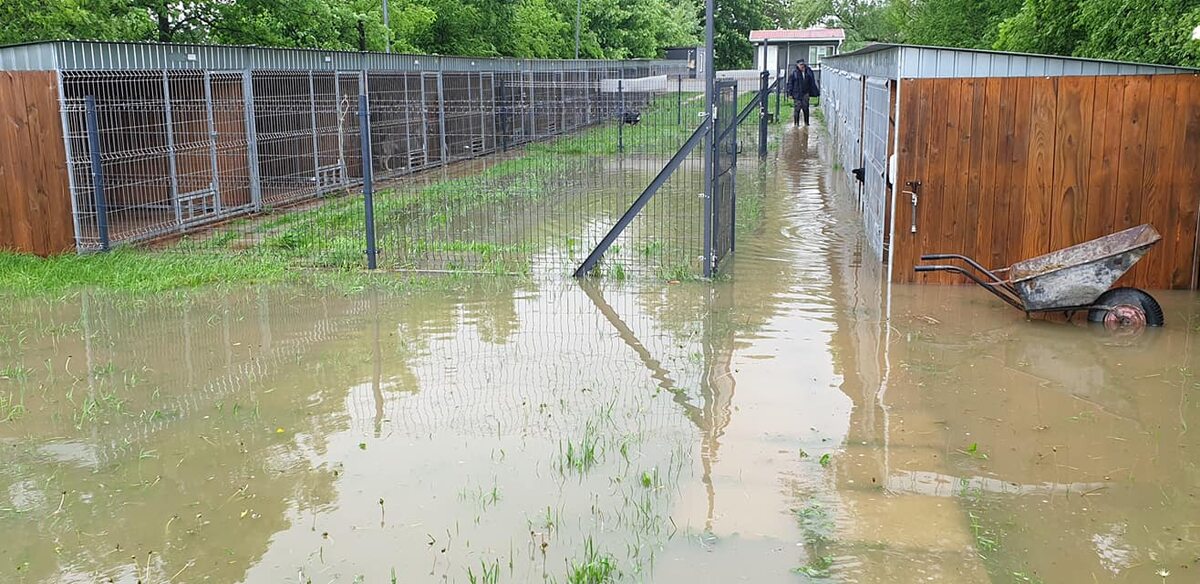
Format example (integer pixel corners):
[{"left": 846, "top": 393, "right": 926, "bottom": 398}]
[
  {"left": 918, "top": 253, "right": 1010, "bottom": 286},
  {"left": 912, "top": 264, "right": 1026, "bottom": 312}
]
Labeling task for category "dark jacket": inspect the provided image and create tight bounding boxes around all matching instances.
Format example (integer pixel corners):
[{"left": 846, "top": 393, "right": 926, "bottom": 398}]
[{"left": 787, "top": 67, "right": 818, "bottom": 100}]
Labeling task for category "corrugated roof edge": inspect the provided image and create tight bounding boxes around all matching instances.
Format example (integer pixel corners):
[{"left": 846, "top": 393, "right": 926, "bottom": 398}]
[
  {"left": 0, "top": 38, "right": 666, "bottom": 62},
  {"left": 824, "top": 42, "right": 1200, "bottom": 74}
]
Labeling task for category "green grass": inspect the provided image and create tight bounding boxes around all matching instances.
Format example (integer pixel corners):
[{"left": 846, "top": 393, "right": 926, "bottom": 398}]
[
  {"left": 0, "top": 387, "right": 27, "bottom": 421},
  {"left": 535, "top": 92, "right": 705, "bottom": 156},
  {"left": 0, "top": 364, "right": 32, "bottom": 382},
  {"left": 792, "top": 555, "right": 834, "bottom": 577},
  {"left": 0, "top": 249, "right": 292, "bottom": 295},
  {"left": 567, "top": 538, "right": 618, "bottom": 584},
  {"left": 467, "top": 560, "right": 501, "bottom": 584},
  {"left": 0, "top": 248, "right": 492, "bottom": 296},
  {"left": 561, "top": 422, "right": 601, "bottom": 474}
]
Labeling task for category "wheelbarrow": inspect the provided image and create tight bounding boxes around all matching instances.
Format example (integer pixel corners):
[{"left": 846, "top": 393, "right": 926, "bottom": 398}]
[{"left": 914, "top": 224, "right": 1165, "bottom": 332}]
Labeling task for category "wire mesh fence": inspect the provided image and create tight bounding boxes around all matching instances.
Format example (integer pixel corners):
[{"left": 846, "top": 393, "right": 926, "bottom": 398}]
[{"left": 63, "top": 56, "right": 778, "bottom": 279}]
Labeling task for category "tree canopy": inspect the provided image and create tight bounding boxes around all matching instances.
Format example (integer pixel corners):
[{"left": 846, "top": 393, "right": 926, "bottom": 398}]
[
  {"left": 792, "top": 0, "right": 1200, "bottom": 67},
  {"left": 2, "top": 0, "right": 1197, "bottom": 68},
  {"left": 0, "top": 0, "right": 702, "bottom": 60}
]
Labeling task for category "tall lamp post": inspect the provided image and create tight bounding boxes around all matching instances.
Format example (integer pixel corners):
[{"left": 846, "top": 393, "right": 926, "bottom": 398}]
[{"left": 383, "top": 0, "right": 391, "bottom": 53}]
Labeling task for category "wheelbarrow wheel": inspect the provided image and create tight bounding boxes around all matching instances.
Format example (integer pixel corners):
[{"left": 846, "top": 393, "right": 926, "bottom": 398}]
[{"left": 1086, "top": 287, "right": 1165, "bottom": 330}]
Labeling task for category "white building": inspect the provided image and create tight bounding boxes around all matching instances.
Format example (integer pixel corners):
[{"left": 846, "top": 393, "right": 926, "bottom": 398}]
[{"left": 750, "top": 28, "right": 846, "bottom": 78}]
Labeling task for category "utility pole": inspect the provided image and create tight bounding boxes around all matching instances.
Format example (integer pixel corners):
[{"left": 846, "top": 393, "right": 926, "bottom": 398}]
[
  {"left": 575, "top": 0, "right": 581, "bottom": 59},
  {"left": 383, "top": 0, "right": 391, "bottom": 53}
]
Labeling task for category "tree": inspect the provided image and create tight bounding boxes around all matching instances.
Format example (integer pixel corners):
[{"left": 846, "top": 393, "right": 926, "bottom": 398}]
[
  {"left": 994, "top": 0, "right": 1085, "bottom": 55},
  {"left": 898, "top": 0, "right": 1020, "bottom": 49},
  {"left": 0, "top": 0, "right": 150, "bottom": 45},
  {"left": 0, "top": 0, "right": 698, "bottom": 61},
  {"left": 1074, "top": 0, "right": 1200, "bottom": 66},
  {"left": 509, "top": 0, "right": 571, "bottom": 58},
  {"left": 712, "top": 0, "right": 767, "bottom": 69},
  {"left": 791, "top": 0, "right": 901, "bottom": 49}
]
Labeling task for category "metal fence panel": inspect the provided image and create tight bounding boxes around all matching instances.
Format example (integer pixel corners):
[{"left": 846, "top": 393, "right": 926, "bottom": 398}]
[
  {"left": 59, "top": 58, "right": 767, "bottom": 278},
  {"left": 862, "top": 77, "right": 890, "bottom": 261}
]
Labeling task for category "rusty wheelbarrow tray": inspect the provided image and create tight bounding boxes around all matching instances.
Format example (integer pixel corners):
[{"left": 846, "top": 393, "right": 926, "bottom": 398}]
[{"left": 914, "top": 224, "right": 1164, "bottom": 329}]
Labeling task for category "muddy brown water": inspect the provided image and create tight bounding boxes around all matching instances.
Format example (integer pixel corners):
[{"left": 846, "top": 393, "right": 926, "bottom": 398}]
[{"left": 3, "top": 127, "right": 1200, "bottom": 583}]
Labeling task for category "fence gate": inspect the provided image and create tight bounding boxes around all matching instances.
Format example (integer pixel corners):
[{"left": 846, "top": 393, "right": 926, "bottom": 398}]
[
  {"left": 710, "top": 79, "right": 739, "bottom": 272},
  {"left": 861, "top": 77, "right": 891, "bottom": 261}
]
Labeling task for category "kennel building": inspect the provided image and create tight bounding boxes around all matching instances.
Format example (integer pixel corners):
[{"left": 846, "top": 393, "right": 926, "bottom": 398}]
[
  {"left": 820, "top": 43, "right": 1200, "bottom": 289},
  {"left": 0, "top": 40, "right": 681, "bottom": 255}
]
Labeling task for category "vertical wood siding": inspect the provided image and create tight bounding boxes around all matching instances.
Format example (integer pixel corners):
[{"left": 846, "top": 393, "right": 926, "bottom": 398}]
[
  {"left": 0, "top": 71, "right": 73, "bottom": 256},
  {"left": 895, "top": 74, "right": 1200, "bottom": 289}
]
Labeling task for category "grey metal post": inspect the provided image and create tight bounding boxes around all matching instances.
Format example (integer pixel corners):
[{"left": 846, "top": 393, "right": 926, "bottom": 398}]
[
  {"left": 775, "top": 71, "right": 782, "bottom": 122},
  {"left": 84, "top": 96, "right": 110, "bottom": 251},
  {"left": 758, "top": 70, "right": 768, "bottom": 159},
  {"left": 419, "top": 72, "right": 430, "bottom": 164},
  {"left": 584, "top": 69, "right": 591, "bottom": 125},
  {"left": 203, "top": 71, "right": 223, "bottom": 213},
  {"left": 498, "top": 77, "right": 508, "bottom": 152},
  {"left": 162, "top": 71, "right": 182, "bottom": 229},
  {"left": 702, "top": 0, "right": 715, "bottom": 278},
  {"left": 308, "top": 71, "right": 320, "bottom": 191},
  {"left": 401, "top": 73, "right": 415, "bottom": 170},
  {"left": 677, "top": 74, "right": 682, "bottom": 125},
  {"left": 334, "top": 72, "right": 347, "bottom": 182},
  {"left": 436, "top": 68, "right": 448, "bottom": 165},
  {"left": 358, "top": 94, "right": 378, "bottom": 270},
  {"left": 383, "top": 0, "right": 391, "bottom": 53},
  {"left": 559, "top": 71, "right": 567, "bottom": 135},
  {"left": 242, "top": 71, "right": 262, "bottom": 211},
  {"left": 575, "top": 0, "right": 581, "bottom": 59},
  {"left": 617, "top": 78, "right": 624, "bottom": 153},
  {"left": 57, "top": 71, "right": 84, "bottom": 251},
  {"left": 526, "top": 70, "right": 535, "bottom": 143},
  {"left": 480, "top": 73, "right": 488, "bottom": 149},
  {"left": 731, "top": 80, "right": 739, "bottom": 253}
]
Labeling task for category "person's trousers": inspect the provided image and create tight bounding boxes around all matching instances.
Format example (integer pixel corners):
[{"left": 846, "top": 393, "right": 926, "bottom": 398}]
[{"left": 793, "top": 97, "right": 810, "bottom": 126}]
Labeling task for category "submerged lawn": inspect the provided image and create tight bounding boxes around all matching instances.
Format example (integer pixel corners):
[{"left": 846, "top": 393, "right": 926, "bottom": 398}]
[
  {"left": 0, "top": 250, "right": 287, "bottom": 295},
  {"left": 0, "top": 250, "right": 447, "bottom": 296}
]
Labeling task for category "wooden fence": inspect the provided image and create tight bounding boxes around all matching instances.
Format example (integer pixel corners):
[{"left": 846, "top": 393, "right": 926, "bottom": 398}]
[
  {"left": 895, "top": 74, "right": 1200, "bottom": 289},
  {"left": 0, "top": 71, "right": 74, "bottom": 256}
]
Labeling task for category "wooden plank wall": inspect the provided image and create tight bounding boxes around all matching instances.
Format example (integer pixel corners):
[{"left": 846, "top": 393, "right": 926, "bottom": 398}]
[
  {"left": 895, "top": 74, "right": 1200, "bottom": 289},
  {"left": 0, "top": 71, "right": 74, "bottom": 256}
]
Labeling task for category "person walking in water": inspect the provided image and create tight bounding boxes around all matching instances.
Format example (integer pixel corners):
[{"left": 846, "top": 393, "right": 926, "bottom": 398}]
[{"left": 786, "top": 59, "right": 819, "bottom": 127}]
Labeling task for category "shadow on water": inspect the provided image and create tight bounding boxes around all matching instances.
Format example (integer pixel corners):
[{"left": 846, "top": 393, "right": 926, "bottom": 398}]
[{"left": 2, "top": 122, "right": 1199, "bottom": 583}]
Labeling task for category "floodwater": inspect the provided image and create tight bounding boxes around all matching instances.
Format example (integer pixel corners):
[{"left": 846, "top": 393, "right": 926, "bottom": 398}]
[{"left": 3, "top": 127, "right": 1200, "bottom": 584}]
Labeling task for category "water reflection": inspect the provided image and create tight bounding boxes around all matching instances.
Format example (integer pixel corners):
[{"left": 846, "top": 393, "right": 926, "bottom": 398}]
[{"left": 2, "top": 123, "right": 1199, "bottom": 584}]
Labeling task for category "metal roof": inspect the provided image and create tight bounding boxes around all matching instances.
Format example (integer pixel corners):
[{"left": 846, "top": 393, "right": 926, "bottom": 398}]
[
  {"left": 0, "top": 39, "right": 677, "bottom": 72},
  {"left": 823, "top": 43, "right": 1199, "bottom": 79},
  {"left": 749, "top": 28, "right": 846, "bottom": 43}
]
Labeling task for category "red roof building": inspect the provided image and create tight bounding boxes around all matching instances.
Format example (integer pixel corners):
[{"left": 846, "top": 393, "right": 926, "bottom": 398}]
[{"left": 749, "top": 28, "right": 846, "bottom": 75}]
